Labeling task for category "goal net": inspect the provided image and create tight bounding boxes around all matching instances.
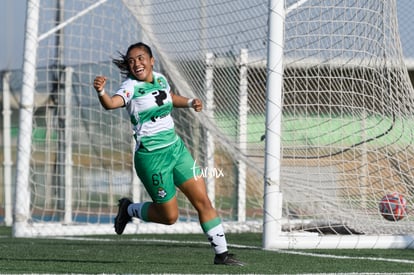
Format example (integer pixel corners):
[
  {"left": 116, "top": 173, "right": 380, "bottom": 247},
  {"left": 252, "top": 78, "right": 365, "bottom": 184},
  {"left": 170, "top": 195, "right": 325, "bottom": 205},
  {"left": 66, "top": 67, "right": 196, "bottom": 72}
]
[{"left": 12, "top": 0, "right": 414, "bottom": 248}]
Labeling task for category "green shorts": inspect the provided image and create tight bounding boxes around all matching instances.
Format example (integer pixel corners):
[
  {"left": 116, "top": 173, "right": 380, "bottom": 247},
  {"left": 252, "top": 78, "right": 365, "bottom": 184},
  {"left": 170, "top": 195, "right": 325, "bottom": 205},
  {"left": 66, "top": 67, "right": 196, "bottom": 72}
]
[{"left": 134, "top": 137, "right": 201, "bottom": 203}]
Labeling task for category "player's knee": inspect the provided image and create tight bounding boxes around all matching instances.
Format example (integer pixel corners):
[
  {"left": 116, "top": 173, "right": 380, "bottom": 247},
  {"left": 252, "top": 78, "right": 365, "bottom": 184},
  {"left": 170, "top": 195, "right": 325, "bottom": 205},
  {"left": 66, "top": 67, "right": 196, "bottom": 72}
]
[
  {"left": 161, "top": 212, "right": 178, "bottom": 225},
  {"left": 151, "top": 199, "right": 179, "bottom": 225}
]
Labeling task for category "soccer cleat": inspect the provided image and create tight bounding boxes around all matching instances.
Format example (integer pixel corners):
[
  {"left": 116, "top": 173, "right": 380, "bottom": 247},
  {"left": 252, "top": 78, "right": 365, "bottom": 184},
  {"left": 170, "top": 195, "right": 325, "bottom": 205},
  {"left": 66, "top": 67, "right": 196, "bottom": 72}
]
[
  {"left": 214, "top": 253, "right": 245, "bottom": 266},
  {"left": 114, "top": 198, "right": 132, "bottom": 235}
]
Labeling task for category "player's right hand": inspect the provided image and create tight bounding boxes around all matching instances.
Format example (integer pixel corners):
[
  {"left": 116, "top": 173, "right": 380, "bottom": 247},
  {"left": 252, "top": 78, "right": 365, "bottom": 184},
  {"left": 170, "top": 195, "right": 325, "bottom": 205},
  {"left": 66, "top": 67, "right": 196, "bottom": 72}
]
[{"left": 93, "top": 76, "right": 107, "bottom": 92}]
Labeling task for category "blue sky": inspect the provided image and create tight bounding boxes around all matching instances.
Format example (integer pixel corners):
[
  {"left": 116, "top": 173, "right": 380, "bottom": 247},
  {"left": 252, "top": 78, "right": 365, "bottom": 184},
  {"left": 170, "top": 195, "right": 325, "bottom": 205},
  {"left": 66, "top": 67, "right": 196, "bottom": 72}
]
[
  {"left": 2, "top": 1, "right": 414, "bottom": 71},
  {"left": 0, "top": 1, "right": 26, "bottom": 70}
]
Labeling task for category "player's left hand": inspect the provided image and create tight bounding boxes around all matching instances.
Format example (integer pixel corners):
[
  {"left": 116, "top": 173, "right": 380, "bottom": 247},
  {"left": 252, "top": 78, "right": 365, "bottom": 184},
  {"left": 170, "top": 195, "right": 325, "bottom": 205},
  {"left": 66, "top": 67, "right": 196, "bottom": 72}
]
[{"left": 192, "top": 98, "right": 203, "bottom": 112}]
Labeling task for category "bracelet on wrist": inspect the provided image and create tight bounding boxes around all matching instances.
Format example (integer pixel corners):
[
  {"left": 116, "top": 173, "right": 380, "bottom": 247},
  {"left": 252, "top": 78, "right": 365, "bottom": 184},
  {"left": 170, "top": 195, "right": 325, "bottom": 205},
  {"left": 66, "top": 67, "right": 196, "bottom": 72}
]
[
  {"left": 98, "top": 89, "right": 105, "bottom": 97},
  {"left": 187, "top": 98, "right": 194, "bottom": 107}
]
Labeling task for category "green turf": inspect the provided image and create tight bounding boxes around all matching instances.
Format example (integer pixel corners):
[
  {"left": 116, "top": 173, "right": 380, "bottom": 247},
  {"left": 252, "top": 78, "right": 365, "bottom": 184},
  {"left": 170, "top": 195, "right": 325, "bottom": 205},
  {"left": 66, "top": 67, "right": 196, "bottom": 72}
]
[{"left": 1, "top": 227, "right": 414, "bottom": 274}]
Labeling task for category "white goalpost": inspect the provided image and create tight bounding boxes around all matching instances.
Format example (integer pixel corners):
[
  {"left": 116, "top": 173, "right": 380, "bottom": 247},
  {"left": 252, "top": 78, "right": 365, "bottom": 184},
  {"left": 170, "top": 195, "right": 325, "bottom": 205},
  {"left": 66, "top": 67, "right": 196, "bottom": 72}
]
[
  {"left": 11, "top": 0, "right": 414, "bottom": 249},
  {"left": 263, "top": 0, "right": 284, "bottom": 249},
  {"left": 14, "top": 0, "right": 40, "bottom": 236}
]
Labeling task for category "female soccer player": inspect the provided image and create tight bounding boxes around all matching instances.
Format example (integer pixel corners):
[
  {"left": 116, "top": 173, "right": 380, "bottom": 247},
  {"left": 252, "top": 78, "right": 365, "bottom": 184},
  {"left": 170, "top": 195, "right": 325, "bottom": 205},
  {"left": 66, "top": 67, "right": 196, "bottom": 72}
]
[{"left": 93, "top": 42, "right": 243, "bottom": 266}]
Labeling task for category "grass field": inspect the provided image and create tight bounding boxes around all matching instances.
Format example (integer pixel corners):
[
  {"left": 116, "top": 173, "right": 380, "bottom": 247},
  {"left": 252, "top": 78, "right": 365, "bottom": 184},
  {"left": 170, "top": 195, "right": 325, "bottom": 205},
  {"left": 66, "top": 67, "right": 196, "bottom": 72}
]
[{"left": 1, "top": 227, "right": 414, "bottom": 274}]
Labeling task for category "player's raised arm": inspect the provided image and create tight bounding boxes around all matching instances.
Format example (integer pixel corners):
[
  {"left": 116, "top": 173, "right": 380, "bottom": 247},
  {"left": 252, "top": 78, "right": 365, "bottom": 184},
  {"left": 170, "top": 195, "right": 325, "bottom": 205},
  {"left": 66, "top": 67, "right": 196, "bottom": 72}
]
[
  {"left": 93, "top": 75, "right": 125, "bottom": 110},
  {"left": 171, "top": 93, "right": 203, "bottom": 112}
]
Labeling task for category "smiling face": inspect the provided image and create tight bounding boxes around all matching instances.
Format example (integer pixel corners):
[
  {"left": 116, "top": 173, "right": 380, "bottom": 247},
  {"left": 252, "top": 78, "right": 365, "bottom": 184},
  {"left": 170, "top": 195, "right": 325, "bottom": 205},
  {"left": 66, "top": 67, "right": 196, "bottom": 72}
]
[{"left": 127, "top": 46, "right": 155, "bottom": 82}]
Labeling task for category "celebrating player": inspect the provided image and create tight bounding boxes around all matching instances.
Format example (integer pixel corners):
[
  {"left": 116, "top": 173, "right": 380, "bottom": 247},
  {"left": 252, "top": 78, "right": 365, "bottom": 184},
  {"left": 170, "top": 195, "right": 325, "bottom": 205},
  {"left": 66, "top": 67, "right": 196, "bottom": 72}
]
[{"left": 92, "top": 42, "right": 244, "bottom": 266}]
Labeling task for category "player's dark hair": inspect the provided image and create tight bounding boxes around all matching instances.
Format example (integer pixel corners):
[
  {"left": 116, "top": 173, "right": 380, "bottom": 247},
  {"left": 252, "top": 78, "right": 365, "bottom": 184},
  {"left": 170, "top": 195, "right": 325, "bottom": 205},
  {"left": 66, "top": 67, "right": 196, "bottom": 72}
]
[{"left": 112, "top": 42, "right": 153, "bottom": 76}]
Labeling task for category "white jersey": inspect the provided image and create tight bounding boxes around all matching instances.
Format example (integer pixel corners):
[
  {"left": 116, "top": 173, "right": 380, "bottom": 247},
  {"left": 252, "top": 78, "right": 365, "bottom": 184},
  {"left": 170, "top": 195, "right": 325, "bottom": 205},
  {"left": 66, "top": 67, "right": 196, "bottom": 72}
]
[{"left": 115, "top": 72, "right": 178, "bottom": 151}]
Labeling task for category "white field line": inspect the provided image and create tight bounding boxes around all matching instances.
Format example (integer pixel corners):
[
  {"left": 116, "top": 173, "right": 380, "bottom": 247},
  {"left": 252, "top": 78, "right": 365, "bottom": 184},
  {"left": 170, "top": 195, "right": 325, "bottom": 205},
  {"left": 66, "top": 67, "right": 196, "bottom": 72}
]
[
  {"left": 54, "top": 236, "right": 414, "bottom": 265},
  {"left": 7, "top": 274, "right": 414, "bottom": 275}
]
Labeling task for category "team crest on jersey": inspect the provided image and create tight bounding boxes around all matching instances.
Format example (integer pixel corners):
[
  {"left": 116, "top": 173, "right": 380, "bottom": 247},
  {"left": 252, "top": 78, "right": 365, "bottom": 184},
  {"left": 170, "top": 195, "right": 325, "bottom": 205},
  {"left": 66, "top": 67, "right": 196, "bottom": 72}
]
[
  {"left": 157, "top": 188, "right": 167, "bottom": 198},
  {"left": 157, "top": 77, "right": 167, "bottom": 89}
]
